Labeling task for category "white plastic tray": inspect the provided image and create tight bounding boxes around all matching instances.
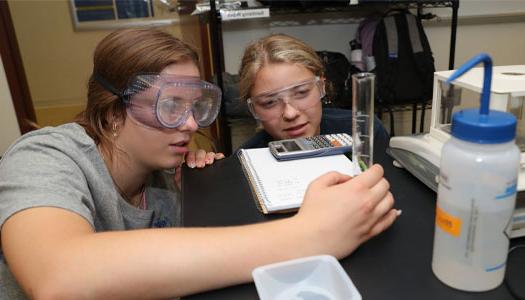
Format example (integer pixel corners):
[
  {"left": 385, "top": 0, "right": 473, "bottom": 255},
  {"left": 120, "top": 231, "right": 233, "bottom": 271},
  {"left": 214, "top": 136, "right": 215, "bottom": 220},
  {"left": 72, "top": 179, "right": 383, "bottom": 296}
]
[{"left": 252, "top": 255, "right": 361, "bottom": 300}]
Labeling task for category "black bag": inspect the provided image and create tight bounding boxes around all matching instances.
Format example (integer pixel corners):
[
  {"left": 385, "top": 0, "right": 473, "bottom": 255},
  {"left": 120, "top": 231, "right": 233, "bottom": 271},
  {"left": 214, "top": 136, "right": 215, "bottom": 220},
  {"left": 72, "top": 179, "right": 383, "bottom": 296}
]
[
  {"left": 316, "top": 51, "right": 359, "bottom": 109},
  {"left": 213, "top": 72, "right": 251, "bottom": 118},
  {"left": 372, "top": 10, "right": 435, "bottom": 107}
]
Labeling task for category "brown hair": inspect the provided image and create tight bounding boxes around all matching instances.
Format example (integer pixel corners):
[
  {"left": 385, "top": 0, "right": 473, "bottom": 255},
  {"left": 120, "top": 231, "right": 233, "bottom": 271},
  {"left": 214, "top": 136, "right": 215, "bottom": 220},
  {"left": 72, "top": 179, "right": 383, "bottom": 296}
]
[
  {"left": 75, "top": 28, "right": 199, "bottom": 160},
  {"left": 238, "top": 33, "right": 324, "bottom": 102}
]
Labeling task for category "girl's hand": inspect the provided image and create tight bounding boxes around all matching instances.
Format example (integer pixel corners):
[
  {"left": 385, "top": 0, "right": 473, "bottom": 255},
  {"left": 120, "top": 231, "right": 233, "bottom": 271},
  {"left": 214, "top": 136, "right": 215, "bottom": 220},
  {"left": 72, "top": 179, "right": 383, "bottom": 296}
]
[
  {"left": 294, "top": 164, "right": 399, "bottom": 258},
  {"left": 185, "top": 150, "right": 225, "bottom": 169}
]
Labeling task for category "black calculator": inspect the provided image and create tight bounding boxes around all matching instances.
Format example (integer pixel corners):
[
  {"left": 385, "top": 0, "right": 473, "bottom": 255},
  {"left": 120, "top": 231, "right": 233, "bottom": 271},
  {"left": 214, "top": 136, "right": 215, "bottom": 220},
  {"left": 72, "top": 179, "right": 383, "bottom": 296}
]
[{"left": 268, "top": 133, "right": 352, "bottom": 161}]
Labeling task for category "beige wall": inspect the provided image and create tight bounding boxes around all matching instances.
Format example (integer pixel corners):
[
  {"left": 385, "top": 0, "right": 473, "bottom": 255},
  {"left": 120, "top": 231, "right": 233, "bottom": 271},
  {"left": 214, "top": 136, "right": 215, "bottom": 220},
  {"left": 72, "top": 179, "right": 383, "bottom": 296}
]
[
  {"left": 0, "top": 55, "right": 21, "bottom": 155},
  {"left": 7, "top": 0, "right": 182, "bottom": 126},
  {"left": 425, "top": 21, "right": 525, "bottom": 72}
]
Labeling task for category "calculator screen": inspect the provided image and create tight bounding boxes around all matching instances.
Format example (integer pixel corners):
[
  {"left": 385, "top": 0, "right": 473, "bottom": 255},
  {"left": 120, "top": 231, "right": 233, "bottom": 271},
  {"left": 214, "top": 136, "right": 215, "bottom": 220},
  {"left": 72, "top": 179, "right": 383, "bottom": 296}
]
[{"left": 281, "top": 141, "right": 301, "bottom": 152}]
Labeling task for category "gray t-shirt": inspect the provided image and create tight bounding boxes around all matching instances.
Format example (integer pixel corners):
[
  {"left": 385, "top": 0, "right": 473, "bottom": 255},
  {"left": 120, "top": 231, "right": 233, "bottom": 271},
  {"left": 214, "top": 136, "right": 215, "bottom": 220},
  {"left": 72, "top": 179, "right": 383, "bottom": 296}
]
[{"left": 0, "top": 123, "right": 181, "bottom": 299}]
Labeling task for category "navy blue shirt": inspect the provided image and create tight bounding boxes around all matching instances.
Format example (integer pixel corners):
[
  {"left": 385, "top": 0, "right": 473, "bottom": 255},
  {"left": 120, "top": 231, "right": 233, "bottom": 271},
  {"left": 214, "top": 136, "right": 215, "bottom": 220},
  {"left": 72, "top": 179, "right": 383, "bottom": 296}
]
[{"left": 238, "top": 108, "right": 390, "bottom": 155}]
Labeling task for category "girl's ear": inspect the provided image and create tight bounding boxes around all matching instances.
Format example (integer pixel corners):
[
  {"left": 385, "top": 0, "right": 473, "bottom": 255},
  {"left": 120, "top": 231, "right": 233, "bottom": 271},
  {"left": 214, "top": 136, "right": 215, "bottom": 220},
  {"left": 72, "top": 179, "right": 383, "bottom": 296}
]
[
  {"left": 112, "top": 121, "right": 120, "bottom": 137},
  {"left": 110, "top": 114, "right": 125, "bottom": 138}
]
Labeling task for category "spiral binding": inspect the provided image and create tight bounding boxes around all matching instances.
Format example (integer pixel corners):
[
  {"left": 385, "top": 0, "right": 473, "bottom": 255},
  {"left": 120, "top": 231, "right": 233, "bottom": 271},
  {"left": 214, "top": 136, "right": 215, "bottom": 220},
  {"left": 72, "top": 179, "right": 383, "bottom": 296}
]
[{"left": 237, "top": 150, "right": 269, "bottom": 214}]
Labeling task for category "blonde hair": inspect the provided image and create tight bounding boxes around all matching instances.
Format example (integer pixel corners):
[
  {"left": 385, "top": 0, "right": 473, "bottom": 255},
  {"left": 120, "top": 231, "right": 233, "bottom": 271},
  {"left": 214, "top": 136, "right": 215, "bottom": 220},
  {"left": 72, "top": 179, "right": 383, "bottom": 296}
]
[
  {"left": 74, "top": 28, "right": 199, "bottom": 160},
  {"left": 238, "top": 33, "right": 324, "bottom": 102}
]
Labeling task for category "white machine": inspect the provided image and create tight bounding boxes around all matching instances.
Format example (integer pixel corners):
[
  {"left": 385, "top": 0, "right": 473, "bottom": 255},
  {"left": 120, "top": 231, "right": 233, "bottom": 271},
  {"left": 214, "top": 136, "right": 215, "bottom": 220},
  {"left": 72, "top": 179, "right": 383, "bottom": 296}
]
[{"left": 388, "top": 65, "right": 525, "bottom": 238}]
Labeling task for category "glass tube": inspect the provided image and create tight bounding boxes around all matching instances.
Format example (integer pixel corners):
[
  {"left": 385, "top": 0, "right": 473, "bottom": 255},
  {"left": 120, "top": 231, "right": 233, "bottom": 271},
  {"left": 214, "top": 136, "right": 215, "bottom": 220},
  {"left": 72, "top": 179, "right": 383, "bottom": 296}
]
[{"left": 352, "top": 73, "right": 375, "bottom": 173}]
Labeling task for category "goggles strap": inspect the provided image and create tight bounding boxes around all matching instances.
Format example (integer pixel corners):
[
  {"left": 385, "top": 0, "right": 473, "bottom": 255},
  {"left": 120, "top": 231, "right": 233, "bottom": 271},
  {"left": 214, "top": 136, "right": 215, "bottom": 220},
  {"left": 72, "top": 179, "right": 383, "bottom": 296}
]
[{"left": 94, "top": 73, "right": 122, "bottom": 97}]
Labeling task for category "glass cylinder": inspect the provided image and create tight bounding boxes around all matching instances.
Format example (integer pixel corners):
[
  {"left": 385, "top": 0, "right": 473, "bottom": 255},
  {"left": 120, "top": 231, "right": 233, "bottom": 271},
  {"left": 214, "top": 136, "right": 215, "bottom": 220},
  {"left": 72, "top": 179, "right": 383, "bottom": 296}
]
[{"left": 352, "top": 73, "right": 375, "bottom": 172}]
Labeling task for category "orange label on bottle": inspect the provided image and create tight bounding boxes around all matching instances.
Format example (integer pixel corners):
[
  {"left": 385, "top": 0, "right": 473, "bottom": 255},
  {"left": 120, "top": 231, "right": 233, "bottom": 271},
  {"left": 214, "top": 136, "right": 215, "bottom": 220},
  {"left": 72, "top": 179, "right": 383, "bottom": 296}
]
[{"left": 435, "top": 205, "right": 462, "bottom": 237}]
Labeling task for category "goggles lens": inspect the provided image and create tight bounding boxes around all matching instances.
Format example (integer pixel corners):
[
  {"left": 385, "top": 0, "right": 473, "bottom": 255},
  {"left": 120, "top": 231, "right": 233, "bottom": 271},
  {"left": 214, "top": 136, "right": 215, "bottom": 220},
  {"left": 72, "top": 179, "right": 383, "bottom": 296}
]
[
  {"left": 123, "top": 74, "right": 221, "bottom": 129},
  {"left": 247, "top": 77, "right": 323, "bottom": 121}
]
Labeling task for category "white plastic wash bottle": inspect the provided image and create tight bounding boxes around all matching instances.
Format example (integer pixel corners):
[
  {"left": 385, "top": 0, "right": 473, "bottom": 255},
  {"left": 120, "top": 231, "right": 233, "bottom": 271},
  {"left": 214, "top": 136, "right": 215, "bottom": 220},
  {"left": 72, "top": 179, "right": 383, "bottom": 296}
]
[{"left": 431, "top": 53, "right": 520, "bottom": 291}]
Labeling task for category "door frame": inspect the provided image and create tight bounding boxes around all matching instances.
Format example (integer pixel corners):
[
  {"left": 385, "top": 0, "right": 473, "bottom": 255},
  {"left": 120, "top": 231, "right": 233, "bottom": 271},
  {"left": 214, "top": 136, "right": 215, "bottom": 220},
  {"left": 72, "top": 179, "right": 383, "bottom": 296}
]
[{"left": 0, "top": 0, "right": 36, "bottom": 134}]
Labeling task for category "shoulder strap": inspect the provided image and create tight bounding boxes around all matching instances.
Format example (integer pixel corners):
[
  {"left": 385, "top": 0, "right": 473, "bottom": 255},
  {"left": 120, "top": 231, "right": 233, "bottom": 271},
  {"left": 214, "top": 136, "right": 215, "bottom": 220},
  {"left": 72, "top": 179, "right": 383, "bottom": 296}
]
[
  {"left": 404, "top": 12, "right": 433, "bottom": 81},
  {"left": 385, "top": 12, "right": 425, "bottom": 57},
  {"left": 405, "top": 13, "right": 424, "bottom": 54},
  {"left": 384, "top": 15, "right": 398, "bottom": 59}
]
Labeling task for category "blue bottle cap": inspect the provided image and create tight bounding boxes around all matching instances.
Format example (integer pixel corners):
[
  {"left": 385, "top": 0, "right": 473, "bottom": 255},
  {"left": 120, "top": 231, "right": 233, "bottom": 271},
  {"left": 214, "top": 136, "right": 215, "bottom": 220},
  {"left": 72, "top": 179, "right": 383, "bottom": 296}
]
[
  {"left": 451, "top": 109, "right": 516, "bottom": 144},
  {"left": 447, "top": 53, "right": 517, "bottom": 144}
]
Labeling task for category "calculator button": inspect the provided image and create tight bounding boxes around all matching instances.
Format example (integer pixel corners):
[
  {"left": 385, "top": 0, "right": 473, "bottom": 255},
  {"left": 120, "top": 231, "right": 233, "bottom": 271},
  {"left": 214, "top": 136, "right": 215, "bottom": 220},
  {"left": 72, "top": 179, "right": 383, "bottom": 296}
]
[{"left": 339, "top": 135, "right": 350, "bottom": 145}]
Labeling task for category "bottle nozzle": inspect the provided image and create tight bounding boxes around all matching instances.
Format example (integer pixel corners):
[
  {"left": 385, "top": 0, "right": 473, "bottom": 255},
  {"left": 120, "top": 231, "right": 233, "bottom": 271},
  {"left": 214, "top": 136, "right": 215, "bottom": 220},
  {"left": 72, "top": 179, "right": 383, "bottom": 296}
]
[{"left": 446, "top": 53, "right": 492, "bottom": 116}]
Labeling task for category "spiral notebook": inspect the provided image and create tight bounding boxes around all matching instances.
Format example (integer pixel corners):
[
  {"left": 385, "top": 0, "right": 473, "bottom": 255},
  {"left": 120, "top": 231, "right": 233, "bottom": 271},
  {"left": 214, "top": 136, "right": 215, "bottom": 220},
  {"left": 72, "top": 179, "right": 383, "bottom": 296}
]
[{"left": 238, "top": 147, "right": 358, "bottom": 214}]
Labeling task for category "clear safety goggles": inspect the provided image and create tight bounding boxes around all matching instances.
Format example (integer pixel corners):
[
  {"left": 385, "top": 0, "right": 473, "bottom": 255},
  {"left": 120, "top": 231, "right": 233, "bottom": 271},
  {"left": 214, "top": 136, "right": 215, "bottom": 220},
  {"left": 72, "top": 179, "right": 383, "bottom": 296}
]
[
  {"left": 119, "top": 74, "right": 221, "bottom": 129},
  {"left": 247, "top": 76, "right": 324, "bottom": 121}
]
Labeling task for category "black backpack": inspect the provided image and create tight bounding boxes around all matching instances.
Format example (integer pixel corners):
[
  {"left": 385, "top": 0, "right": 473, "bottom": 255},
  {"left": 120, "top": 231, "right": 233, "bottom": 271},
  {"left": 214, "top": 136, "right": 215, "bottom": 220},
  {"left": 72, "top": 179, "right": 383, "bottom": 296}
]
[
  {"left": 372, "top": 10, "right": 435, "bottom": 108},
  {"left": 316, "top": 51, "right": 360, "bottom": 109}
]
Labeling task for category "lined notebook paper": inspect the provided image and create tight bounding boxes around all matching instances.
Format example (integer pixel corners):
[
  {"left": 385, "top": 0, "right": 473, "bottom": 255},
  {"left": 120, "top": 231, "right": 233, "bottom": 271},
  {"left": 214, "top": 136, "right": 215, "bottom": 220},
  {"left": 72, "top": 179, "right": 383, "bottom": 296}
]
[{"left": 238, "top": 148, "right": 358, "bottom": 214}]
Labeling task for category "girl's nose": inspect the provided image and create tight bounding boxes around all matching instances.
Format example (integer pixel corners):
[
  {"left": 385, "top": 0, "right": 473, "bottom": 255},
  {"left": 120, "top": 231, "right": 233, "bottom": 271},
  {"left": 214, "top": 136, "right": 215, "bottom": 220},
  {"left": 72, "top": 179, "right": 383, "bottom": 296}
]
[
  {"left": 178, "top": 112, "right": 198, "bottom": 132},
  {"left": 281, "top": 101, "right": 300, "bottom": 120}
]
